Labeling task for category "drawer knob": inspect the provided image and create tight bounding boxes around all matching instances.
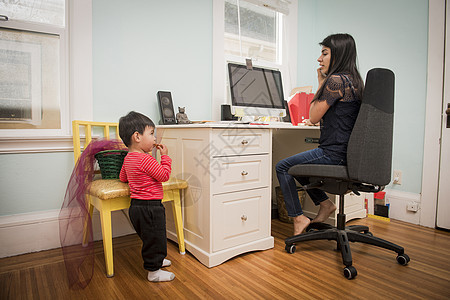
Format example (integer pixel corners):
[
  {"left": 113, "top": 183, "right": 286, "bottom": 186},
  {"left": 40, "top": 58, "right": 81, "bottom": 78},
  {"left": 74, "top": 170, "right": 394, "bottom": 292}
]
[
  {"left": 241, "top": 215, "right": 248, "bottom": 221},
  {"left": 241, "top": 140, "right": 249, "bottom": 145},
  {"left": 241, "top": 171, "right": 248, "bottom": 176}
]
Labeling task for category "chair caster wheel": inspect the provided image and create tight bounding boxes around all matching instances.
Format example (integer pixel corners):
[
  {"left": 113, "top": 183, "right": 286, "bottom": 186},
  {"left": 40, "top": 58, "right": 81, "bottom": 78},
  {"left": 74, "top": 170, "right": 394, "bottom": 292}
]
[
  {"left": 396, "top": 253, "right": 410, "bottom": 265},
  {"left": 343, "top": 266, "right": 357, "bottom": 279},
  {"left": 285, "top": 244, "right": 296, "bottom": 254}
]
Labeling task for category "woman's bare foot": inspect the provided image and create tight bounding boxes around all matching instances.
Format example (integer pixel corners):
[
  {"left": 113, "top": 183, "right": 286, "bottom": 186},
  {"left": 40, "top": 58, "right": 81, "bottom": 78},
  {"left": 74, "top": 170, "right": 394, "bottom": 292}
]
[
  {"left": 293, "top": 215, "right": 311, "bottom": 235},
  {"left": 312, "top": 199, "right": 336, "bottom": 223}
]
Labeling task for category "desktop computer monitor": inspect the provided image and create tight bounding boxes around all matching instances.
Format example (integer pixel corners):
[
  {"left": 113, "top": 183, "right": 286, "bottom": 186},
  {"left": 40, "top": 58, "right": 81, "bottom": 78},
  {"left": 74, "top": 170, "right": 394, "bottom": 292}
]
[{"left": 227, "top": 63, "right": 286, "bottom": 118}]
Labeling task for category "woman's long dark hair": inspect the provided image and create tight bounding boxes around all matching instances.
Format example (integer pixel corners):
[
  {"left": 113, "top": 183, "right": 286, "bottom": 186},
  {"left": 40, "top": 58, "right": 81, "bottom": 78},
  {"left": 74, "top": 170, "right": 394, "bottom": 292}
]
[{"left": 312, "top": 33, "right": 364, "bottom": 102}]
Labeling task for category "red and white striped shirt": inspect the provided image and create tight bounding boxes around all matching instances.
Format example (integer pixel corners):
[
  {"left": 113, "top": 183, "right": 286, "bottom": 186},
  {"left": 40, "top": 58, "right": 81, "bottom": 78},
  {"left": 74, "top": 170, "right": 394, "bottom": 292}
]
[{"left": 119, "top": 152, "right": 172, "bottom": 200}]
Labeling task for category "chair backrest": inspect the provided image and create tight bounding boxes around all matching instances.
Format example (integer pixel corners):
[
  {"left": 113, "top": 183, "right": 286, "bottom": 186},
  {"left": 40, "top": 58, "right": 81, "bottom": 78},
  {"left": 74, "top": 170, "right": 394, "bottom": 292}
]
[
  {"left": 72, "top": 120, "right": 121, "bottom": 163},
  {"left": 347, "top": 68, "right": 395, "bottom": 186}
]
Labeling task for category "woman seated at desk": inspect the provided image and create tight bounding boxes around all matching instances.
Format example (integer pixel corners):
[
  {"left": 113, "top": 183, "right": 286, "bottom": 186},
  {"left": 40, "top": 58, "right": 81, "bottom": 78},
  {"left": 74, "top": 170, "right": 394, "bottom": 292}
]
[{"left": 276, "top": 33, "right": 364, "bottom": 235}]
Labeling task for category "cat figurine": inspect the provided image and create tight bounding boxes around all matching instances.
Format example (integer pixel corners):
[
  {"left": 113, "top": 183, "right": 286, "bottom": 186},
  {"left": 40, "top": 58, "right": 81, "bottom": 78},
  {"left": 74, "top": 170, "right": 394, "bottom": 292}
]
[{"left": 176, "top": 107, "right": 192, "bottom": 124}]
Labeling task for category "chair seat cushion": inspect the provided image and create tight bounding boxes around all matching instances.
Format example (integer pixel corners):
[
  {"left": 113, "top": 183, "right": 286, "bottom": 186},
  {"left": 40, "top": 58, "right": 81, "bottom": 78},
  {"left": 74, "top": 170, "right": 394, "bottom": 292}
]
[
  {"left": 88, "top": 178, "right": 189, "bottom": 200},
  {"left": 163, "top": 178, "right": 189, "bottom": 190},
  {"left": 288, "top": 164, "right": 350, "bottom": 181},
  {"left": 88, "top": 179, "right": 130, "bottom": 200}
]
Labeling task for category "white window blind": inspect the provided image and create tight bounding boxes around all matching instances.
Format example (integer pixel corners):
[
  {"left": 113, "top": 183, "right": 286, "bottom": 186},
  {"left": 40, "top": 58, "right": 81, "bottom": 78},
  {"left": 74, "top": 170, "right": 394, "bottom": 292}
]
[
  {"left": 225, "top": 0, "right": 281, "bottom": 64},
  {"left": 0, "top": 0, "right": 65, "bottom": 26},
  {"left": 242, "top": 0, "right": 290, "bottom": 15}
]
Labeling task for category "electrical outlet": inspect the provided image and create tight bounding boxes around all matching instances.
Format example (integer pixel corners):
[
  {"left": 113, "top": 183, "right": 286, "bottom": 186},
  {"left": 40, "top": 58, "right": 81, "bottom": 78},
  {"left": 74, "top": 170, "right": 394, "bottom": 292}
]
[
  {"left": 393, "top": 170, "right": 402, "bottom": 185},
  {"left": 407, "top": 202, "right": 419, "bottom": 212}
]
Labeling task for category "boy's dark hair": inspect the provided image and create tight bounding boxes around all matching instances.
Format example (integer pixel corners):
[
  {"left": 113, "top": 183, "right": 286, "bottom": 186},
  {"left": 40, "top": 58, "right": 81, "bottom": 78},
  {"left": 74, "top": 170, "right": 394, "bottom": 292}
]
[{"left": 119, "top": 111, "right": 155, "bottom": 147}]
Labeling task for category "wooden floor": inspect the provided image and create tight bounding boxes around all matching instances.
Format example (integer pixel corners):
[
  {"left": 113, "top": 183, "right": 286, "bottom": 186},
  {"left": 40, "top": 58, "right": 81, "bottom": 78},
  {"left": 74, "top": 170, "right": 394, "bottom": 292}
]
[{"left": 1, "top": 217, "right": 450, "bottom": 299}]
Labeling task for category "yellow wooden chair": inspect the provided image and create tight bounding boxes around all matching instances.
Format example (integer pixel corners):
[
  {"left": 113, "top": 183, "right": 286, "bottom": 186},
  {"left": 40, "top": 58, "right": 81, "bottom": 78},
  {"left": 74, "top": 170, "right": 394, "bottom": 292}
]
[{"left": 72, "top": 120, "right": 186, "bottom": 278}]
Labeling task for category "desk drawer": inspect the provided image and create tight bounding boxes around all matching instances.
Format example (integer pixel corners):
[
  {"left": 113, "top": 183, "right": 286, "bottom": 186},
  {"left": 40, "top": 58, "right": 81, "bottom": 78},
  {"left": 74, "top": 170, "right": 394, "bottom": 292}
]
[
  {"left": 211, "top": 154, "right": 270, "bottom": 194},
  {"left": 212, "top": 188, "right": 270, "bottom": 252},
  {"left": 342, "top": 193, "right": 366, "bottom": 215},
  {"left": 211, "top": 129, "right": 270, "bottom": 156}
]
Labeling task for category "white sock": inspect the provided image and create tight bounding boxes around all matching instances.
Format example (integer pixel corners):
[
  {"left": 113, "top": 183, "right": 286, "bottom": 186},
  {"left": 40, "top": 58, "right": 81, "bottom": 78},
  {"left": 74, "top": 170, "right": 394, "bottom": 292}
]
[
  {"left": 162, "top": 259, "right": 171, "bottom": 267},
  {"left": 147, "top": 269, "right": 175, "bottom": 282}
]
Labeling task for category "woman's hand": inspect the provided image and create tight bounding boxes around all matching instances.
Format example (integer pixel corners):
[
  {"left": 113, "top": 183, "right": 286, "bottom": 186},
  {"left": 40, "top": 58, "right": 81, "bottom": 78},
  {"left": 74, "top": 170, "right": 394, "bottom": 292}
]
[
  {"left": 302, "top": 119, "right": 319, "bottom": 126},
  {"left": 317, "top": 68, "right": 327, "bottom": 88}
]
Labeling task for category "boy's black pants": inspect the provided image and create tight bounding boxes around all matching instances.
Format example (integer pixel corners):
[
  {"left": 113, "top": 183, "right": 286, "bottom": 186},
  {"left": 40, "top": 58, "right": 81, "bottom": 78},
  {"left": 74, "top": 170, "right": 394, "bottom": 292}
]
[{"left": 129, "top": 199, "right": 167, "bottom": 271}]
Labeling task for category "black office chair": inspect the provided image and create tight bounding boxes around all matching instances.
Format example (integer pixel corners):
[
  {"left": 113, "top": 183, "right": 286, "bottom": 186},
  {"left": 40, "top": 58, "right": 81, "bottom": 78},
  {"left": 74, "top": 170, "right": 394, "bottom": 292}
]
[{"left": 285, "top": 68, "right": 410, "bottom": 279}]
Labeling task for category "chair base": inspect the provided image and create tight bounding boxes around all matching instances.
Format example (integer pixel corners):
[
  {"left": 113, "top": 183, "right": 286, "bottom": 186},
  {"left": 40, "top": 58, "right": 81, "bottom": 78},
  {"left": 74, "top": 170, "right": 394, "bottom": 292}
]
[{"left": 284, "top": 212, "right": 410, "bottom": 279}]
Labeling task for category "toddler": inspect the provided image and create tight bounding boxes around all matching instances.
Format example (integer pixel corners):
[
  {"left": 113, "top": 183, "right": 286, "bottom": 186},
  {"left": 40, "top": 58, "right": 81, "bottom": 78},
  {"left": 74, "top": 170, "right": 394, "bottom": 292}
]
[{"left": 119, "top": 111, "right": 175, "bottom": 282}]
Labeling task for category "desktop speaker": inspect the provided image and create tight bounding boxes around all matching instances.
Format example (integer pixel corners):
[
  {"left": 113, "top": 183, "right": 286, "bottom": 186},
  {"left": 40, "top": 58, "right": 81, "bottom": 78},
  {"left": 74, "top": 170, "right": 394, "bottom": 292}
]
[
  {"left": 157, "top": 91, "right": 176, "bottom": 125},
  {"left": 282, "top": 100, "right": 291, "bottom": 123},
  {"left": 221, "top": 104, "right": 238, "bottom": 121}
]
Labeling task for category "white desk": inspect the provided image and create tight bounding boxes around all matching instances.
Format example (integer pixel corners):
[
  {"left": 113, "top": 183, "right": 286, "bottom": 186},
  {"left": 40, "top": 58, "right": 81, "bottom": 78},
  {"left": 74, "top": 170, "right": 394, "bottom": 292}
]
[{"left": 157, "top": 122, "right": 365, "bottom": 268}]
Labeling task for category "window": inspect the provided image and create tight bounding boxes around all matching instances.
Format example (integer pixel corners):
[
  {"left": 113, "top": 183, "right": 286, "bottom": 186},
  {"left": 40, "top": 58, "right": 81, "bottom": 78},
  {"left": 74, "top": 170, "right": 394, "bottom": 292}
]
[
  {"left": 225, "top": 0, "right": 280, "bottom": 64},
  {"left": 0, "top": 0, "right": 65, "bottom": 26},
  {"left": 0, "top": 0, "right": 93, "bottom": 153},
  {"left": 0, "top": 0, "right": 66, "bottom": 131},
  {"left": 212, "top": 0, "right": 297, "bottom": 121}
]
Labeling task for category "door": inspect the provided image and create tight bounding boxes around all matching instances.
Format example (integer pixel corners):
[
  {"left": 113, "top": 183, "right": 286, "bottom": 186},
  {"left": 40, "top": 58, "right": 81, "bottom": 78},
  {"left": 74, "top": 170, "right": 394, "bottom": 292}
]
[{"left": 436, "top": 2, "right": 450, "bottom": 229}]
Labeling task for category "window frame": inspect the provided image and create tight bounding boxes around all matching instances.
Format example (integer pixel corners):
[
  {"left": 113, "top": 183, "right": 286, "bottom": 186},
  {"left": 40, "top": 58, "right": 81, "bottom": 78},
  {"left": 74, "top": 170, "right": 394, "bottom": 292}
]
[
  {"left": 0, "top": 18, "right": 68, "bottom": 136},
  {"left": 0, "top": 0, "right": 93, "bottom": 153},
  {"left": 212, "top": 0, "right": 298, "bottom": 121}
]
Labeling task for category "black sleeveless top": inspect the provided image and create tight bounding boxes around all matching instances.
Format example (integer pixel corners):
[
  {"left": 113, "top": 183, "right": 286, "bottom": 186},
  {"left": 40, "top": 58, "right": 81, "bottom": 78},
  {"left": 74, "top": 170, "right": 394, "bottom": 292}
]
[{"left": 318, "top": 74, "right": 361, "bottom": 162}]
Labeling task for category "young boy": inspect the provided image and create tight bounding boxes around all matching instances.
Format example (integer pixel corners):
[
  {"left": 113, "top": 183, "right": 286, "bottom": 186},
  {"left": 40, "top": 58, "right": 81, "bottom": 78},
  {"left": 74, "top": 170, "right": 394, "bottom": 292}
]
[{"left": 119, "top": 111, "right": 175, "bottom": 282}]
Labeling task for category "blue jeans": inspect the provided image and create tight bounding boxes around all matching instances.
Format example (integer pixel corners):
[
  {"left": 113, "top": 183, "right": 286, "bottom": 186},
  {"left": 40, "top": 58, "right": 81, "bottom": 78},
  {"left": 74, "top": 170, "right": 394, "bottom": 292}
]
[{"left": 275, "top": 148, "right": 345, "bottom": 217}]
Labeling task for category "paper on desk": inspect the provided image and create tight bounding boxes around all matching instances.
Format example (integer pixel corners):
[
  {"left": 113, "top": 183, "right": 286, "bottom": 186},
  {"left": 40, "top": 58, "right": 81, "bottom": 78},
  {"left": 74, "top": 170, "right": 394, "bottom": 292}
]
[{"left": 234, "top": 108, "right": 245, "bottom": 117}]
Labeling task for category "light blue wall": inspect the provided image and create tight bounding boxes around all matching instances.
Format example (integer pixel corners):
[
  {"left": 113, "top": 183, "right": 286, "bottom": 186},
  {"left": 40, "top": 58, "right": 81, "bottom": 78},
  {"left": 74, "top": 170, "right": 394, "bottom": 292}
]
[
  {"left": 92, "top": 0, "right": 213, "bottom": 124},
  {"left": 297, "top": 0, "right": 428, "bottom": 194},
  {"left": 0, "top": 152, "right": 73, "bottom": 215},
  {"left": 0, "top": 0, "right": 429, "bottom": 217},
  {"left": 0, "top": 0, "right": 214, "bottom": 217}
]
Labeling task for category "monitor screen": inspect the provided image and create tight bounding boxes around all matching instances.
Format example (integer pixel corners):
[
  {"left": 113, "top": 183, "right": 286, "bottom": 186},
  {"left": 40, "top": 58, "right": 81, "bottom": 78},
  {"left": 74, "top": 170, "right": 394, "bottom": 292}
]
[{"left": 227, "top": 63, "right": 285, "bottom": 111}]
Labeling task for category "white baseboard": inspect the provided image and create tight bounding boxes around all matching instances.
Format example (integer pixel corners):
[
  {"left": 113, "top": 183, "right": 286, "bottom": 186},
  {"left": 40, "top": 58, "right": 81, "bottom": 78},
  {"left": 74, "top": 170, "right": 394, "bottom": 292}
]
[
  {"left": 385, "top": 189, "right": 421, "bottom": 224},
  {"left": 0, "top": 209, "right": 135, "bottom": 258}
]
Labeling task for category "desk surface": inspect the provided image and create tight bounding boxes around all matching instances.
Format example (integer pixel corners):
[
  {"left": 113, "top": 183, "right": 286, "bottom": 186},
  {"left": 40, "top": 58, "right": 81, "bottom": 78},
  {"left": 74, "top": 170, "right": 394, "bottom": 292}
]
[{"left": 157, "top": 122, "right": 320, "bottom": 130}]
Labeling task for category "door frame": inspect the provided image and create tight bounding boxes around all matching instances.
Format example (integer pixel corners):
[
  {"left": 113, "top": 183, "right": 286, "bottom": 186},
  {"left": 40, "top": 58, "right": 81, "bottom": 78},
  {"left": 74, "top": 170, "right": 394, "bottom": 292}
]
[{"left": 420, "top": 0, "right": 446, "bottom": 228}]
